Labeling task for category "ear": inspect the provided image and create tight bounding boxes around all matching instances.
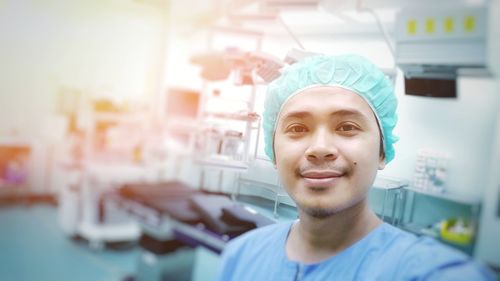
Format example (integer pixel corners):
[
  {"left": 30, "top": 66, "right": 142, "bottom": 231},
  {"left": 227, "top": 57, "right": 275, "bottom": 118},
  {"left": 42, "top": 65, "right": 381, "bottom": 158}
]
[
  {"left": 378, "top": 157, "right": 386, "bottom": 170},
  {"left": 272, "top": 141, "right": 278, "bottom": 169}
]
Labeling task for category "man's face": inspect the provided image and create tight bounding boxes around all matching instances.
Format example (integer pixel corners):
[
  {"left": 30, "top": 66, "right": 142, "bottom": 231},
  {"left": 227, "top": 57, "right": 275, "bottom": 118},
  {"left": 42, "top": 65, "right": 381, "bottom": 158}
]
[{"left": 274, "top": 86, "right": 385, "bottom": 218}]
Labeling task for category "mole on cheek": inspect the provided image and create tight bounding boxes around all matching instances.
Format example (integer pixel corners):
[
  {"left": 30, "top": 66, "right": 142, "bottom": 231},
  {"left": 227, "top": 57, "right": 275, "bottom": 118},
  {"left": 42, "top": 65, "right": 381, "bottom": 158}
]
[{"left": 353, "top": 161, "right": 357, "bottom": 165}]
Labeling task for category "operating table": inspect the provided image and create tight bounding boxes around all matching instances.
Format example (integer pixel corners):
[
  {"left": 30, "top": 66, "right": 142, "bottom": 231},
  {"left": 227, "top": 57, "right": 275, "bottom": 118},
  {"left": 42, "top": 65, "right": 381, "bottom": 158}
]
[{"left": 106, "top": 181, "right": 274, "bottom": 281}]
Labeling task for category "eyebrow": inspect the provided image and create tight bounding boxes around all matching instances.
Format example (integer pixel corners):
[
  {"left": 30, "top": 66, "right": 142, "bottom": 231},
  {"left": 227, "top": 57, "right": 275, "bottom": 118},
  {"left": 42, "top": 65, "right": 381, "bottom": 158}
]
[
  {"left": 281, "top": 109, "right": 370, "bottom": 122},
  {"left": 331, "top": 109, "right": 370, "bottom": 121},
  {"left": 281, "top": 111, "right": 312, "bottom": 120}
]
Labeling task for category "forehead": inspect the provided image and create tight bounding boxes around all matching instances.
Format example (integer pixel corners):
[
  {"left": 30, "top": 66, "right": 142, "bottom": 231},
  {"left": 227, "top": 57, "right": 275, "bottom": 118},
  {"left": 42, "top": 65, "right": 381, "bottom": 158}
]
[{"left": 278, "top": 86, "right": 376, "bottom": 123}]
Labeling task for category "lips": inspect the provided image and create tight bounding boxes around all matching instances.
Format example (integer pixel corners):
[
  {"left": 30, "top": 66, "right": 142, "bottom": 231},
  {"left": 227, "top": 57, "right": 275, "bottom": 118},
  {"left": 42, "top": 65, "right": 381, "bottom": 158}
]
[
  {"left": 301, "top": 170, "right": 343, "bottom": 179},
  {"left": 300, "top": 170, "right": 344, "bottom": 188}
]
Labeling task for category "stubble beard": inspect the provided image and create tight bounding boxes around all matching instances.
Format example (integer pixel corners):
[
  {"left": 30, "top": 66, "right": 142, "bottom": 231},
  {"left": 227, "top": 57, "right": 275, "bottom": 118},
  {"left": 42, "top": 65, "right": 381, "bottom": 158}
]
[
  {"left": 297, "top": 193, "right": 367, "bottom": 220},
  {"left": 302, "top": 206, "right": 338, "bottom": 219},
  {"left": 292, "top": 164, "right": 354, "bottom": 219}
]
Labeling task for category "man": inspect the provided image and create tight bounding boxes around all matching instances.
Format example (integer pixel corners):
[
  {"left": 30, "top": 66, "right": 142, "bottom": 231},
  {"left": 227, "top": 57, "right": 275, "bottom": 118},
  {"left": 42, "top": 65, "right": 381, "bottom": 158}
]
[{"left": 216, "top": 55, "right": 494, "bottom": 280}]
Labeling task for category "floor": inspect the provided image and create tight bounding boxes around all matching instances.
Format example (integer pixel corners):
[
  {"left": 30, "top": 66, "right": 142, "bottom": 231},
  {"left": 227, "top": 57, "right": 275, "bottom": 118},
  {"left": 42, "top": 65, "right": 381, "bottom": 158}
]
[
  {"left": 0, "top": 196, "right": 297, "bottom": 281},
  {"left": 3, "top": 200, "right": 496, "bottom": 281},
  {"left": 0, "top": 204, "right": 138, "bottom": 281}
]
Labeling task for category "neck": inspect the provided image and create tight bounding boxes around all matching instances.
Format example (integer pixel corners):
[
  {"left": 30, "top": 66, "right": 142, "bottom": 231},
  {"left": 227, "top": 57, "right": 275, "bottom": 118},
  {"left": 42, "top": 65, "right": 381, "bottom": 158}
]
[{"left": 286, "top": 199, "right": 382, "bottom": 264}]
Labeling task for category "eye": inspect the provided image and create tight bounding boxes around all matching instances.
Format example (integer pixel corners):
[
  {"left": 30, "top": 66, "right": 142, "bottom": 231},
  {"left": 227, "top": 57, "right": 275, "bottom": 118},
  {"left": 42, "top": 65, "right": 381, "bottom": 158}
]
[
  {"left": 285, "top": 124, "right": 308, "bottom": 134},
  {"left": 338, "top": 124, "right": 355, "bottom": 131},
  {"left": 337, "top": 123, "right": 359, "bottom": 132}
]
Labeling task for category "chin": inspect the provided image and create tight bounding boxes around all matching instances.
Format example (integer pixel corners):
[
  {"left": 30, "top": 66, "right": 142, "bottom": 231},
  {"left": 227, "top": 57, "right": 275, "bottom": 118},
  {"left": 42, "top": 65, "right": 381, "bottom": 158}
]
[
  {"left": 298, "top": 198, "right": 343, "bottom": 218},
  {"left": 303, "top": 206, "right": 338, "bottom": 219},
  {"left": 299, "top": 196, "right": 365, "bottom": 219}
]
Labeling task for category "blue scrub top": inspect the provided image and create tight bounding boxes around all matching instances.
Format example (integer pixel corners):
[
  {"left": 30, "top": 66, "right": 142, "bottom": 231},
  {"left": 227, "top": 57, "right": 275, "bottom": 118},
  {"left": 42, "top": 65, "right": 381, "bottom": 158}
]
[{"left": 216, "top": 222, "right": 494, "bottom": 281}]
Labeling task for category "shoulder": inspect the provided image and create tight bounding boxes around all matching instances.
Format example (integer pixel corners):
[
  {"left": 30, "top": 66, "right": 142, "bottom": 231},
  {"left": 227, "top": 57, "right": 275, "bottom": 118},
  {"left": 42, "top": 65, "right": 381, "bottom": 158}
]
[
  {"left": 368, "top": 223, "right": 421, "bottom": 253},
  {"left": 215, "top": 222, "right": 291, "bottom": 281},
  {"left": 371, "top": 224, "right": 494, "bottom": 280},
  {"left": 394, "top": 233, "right": 495, "bottom": 280},
  {"left": 223, "top": 221, "right": 291, "bottom": 256}
]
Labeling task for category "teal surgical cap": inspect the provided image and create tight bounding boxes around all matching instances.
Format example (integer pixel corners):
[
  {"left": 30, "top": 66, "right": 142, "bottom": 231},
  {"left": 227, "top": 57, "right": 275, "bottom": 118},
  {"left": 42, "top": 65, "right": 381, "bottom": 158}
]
[{"left": 263, "top": 54, "right": 399, "bottom": 164}]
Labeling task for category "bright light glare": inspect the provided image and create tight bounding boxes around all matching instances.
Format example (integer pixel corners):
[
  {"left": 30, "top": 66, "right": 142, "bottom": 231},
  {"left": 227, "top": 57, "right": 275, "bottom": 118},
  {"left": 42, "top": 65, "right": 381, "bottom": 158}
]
[
  {"left": 342, "top": 8, "right": 397, "bottom": 24},
  {"left": 280, "top": 9, "right": 345, "bottom": 26}
]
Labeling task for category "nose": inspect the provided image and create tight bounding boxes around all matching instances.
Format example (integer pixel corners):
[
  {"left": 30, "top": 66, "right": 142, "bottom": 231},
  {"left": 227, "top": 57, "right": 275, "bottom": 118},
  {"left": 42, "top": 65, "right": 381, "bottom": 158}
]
[{"left": 305, "top": 127, "right": 338, "bottom": 162}]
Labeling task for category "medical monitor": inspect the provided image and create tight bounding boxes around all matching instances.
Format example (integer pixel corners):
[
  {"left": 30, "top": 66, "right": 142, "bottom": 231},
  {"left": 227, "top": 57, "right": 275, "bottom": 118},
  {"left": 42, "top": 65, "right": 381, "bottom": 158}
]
[{"left": 404, "top": 77, "right": 457, "bottom": 98}]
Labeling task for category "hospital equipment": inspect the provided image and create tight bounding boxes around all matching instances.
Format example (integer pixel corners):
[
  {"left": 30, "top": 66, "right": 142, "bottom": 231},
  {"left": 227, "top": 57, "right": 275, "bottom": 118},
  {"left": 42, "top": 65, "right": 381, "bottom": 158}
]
[
  {"left": 58, "top": 162, "right": 165, "bottom": 249},
  {"left": 191, "top": 49, "right": 285, "bottom": 84},
  {"left": 371, "top": 176, "right": 409, "bottom": 226},
  {"left": 440, "top": 217, "right": 474, "bottom": 246},
  {"left": 413, "top": 149, "right": 450, "bottom": 194},
  {"left": 402, "top": 186, "right": 482, "bottom": 256},
  {"left": 107, "top": 181, "right": 274, "bottom": 281},
  {"left": 0, "top": 142, "right": 32, "bottom": 204},
  {"left": 56, "top": 97, "right": 163, "bottom": 248},
  {"left": 186, "top": 27, "right": 268, "bottom": 205},
  {"left": 395, "top": 5, "right": 489, "bottom": 97},
  {"left": 234, "top": 169, "right": 292, "bottom": 218},
  {"left": 0, "top": 143, "right": 30, "bottom": 188}
]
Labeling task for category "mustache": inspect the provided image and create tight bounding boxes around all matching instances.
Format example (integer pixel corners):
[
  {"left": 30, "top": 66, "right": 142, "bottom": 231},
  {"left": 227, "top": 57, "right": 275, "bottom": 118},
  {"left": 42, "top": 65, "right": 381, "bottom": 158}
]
[{"left": 295, "top": 164, "right": 351, "bottom": 177}]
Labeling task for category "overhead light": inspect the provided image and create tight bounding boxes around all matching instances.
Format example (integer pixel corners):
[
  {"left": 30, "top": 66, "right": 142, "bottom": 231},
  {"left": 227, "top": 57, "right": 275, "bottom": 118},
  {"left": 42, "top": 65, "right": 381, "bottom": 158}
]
[
  {"left": 341, "top": 10, "right": 377, "bottom": 23},
  {"left": 260, "top": 0, "right": 320, "bottom": 10},
  {"left": 279, "top": 9, "right": 345, "bottom": 26},
  {"left": 342, "top": 8, "right": 397, "bottom": 24}
]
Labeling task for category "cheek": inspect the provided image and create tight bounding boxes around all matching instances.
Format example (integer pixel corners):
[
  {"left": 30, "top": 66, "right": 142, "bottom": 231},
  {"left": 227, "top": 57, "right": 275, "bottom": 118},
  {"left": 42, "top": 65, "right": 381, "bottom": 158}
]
[
  {"left": 274, "top": 137, "right": 305, "bottom": 181},
  {"left": 274, "top": 136, "right": 306, "bottom": 162},
  {"left": 344, "top": 136, "right": 380, "bottom": 160},
  {"left": 346, "top": 139, "right": 381, "bottom": 185}
]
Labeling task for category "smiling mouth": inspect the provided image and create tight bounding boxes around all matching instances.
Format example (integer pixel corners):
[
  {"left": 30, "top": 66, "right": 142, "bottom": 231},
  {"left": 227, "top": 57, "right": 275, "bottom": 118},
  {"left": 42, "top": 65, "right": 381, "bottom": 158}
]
[
  {"left": 300, "top": 170, "right": 345, "bottom": 188},
  {"left": 301, "top": 170, "right": 343, "bottom": 178}
]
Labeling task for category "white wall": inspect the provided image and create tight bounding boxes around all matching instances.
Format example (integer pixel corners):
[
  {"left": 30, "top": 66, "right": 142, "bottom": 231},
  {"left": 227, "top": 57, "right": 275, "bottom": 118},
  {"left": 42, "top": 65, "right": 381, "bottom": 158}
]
[
  {"left": 0, "top": 0, "right": 168, "bottom": 192},
  {"left": 0, "top": 0, "right": 167, "bottom": 133},
  {"left": 476, "top": 111, "right": 500, "bottom": 265},
  {"left": 381, "top": 75, "right": 499, "bottom": 196},
  {"left": 475, "top": 0, "right": 500, "bottom": 266}
]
